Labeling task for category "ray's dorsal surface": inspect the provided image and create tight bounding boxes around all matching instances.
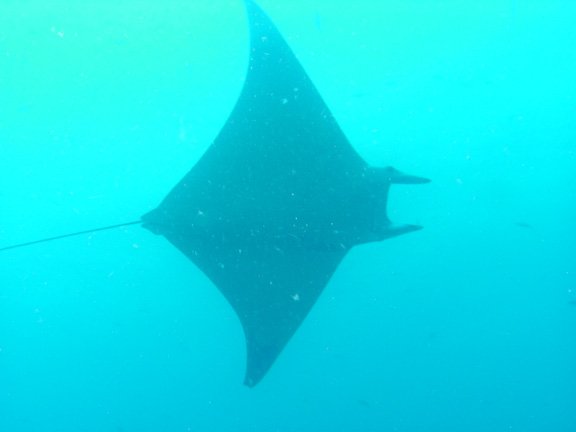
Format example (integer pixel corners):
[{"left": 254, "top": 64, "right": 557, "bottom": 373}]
[{"left": 141, "top": 0, "right": 429, "bottom": 387}]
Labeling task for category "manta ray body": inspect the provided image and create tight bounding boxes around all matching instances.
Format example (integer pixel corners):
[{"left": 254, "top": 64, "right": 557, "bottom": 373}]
[
  {"left": 141, "top": 0, "right": 429, "bottom": 387},
  {"left": 2, "top": 0, "right": 429, "bottom": 387}
]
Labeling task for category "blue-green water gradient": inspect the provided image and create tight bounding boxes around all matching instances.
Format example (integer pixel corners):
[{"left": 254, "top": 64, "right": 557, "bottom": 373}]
[{"left": 1, "top": 1, "right": 574, "bottom": 431}]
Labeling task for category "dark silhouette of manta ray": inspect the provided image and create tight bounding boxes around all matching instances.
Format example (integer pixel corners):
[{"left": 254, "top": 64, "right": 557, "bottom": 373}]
[
  {"left": 1, "top": 0, "right": 429, "bottom": 387},
  {"left": 141, "top": 0, "right": 429, "bottom": 387}
]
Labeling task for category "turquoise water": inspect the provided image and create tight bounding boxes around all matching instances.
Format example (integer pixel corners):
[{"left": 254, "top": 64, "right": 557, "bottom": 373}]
[{"left": 1, "top": 0, "right": 575, "bottom": 430}]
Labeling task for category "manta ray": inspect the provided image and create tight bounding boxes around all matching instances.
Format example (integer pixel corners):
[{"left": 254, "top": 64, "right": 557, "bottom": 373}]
[{"left": 2, "top": 0, "right": 429, "bottom": 387}]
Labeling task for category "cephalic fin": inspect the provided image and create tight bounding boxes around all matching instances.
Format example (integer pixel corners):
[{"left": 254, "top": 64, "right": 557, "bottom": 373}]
[{"left": 380, "top": 167, "right": 431, "bottom": 184}]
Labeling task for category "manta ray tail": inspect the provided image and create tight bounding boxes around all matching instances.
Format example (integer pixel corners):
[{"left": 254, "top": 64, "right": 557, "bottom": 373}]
[{"left": 0, "top": 221, "right": 142, "bottom": 252}]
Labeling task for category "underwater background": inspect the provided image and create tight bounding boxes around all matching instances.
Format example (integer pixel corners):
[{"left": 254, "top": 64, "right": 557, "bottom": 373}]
[{"left": 1, "top": 0, "right": 574, "bottom": 431}]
